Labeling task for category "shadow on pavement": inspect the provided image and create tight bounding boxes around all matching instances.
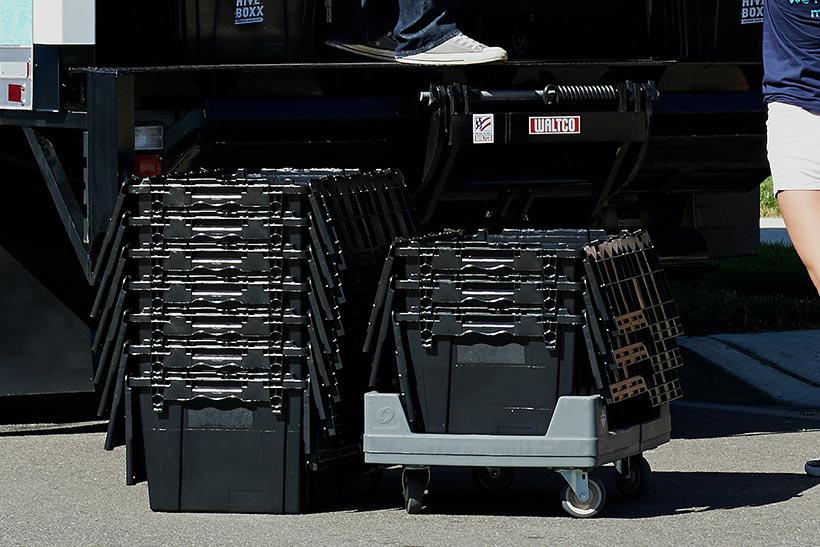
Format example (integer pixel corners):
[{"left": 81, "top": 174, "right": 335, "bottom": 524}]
[
  {"left": 0, "top": 393, "right": 100, "bottom": 426},
  {"left": 671, "top": 405, "right": 820, "bottom": 440},
  {"left": 603, "top": 471, "right": 818, "bottom": 519},
  {"left": 0, "top": 422, "right": 107, "bottom": 438},
  {"left": 329, "top": 467, "right": 819, "bottom": 519}
]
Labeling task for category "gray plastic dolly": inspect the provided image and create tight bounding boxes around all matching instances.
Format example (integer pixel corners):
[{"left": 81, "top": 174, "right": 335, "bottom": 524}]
[{"left": 363, "top": 392, "right": 671, "bottom": 518}]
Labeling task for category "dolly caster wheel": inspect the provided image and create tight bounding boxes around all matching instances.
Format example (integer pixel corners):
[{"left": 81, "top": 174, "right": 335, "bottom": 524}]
[
  {"left": 560, "top": 476, "right": 606, "bottom": 518},
  {"left": 402, "top": 467, "right": 430, "bottom": 514},
  {"left": 615, "top": 455, "right": 652, "bottom": 497},
  {"left": 472, "top": 467, "right": 514, "bottom": 492}
]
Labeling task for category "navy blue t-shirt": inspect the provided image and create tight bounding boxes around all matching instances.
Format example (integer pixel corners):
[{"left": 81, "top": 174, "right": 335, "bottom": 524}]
[{"left": 763, "top": 0, "right": 820, "bottom": 112}]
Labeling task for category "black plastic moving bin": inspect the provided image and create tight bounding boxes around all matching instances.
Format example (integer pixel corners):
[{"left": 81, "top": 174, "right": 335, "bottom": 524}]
[
  {"left": 651, "top": 0, "right": 764, "bottom": 61},
  {"left": 405, "top": 330, "right": 563, "bottom": 435},
  {"left": 94, "top": 168, "right": 420, "bottom": 514},
  {"left": 180, "top": 0, "right": 316, "bottom": 62},
  {"left": 368, "top": 229, "right": 606, "bottom": 436},
  {"left": 368, "top": 229, "right": 685, "bottom": 439},
  {"left": 132, "top": 391, "right": 304, "bottom": 513}
]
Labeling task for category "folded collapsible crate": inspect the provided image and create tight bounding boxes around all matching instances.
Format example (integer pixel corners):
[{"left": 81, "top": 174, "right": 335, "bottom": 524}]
[{"left": 582, "top": 230, "right": 685, "bottom": 412}]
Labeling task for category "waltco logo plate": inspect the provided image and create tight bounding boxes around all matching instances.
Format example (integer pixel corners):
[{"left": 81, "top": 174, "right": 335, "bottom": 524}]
[{"left": 529, "top": 116, "right": 581, "bottom": 135}]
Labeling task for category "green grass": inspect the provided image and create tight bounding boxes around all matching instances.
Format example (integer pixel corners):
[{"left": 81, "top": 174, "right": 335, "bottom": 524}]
[
  {"left": 760, "top": 177, "right": 781, "bottom": 218},
  {"left": 670, "top": 243, "right": 820, "bottom": 335}
]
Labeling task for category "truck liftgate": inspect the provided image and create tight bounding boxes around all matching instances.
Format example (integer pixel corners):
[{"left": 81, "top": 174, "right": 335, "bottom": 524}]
[{"left": 0, "top": 5, "right": 768, "bottom": 407}]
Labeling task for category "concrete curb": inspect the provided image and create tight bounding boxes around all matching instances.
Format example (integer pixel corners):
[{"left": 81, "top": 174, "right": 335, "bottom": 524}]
[{"left": 679, "top": 333, "right": 820, "bottom": 411}]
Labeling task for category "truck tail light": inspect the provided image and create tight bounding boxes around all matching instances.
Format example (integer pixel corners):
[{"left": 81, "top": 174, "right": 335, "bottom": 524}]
[
  {"left": 135, "top": 154, "right": 163, "bottom": 177},
  {"left": 8, "top": 84, "right": 23, "bottom": 103}
]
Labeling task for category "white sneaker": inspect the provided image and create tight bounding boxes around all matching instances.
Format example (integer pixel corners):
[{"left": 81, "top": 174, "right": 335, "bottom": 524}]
[
  {"left": 396, "top": 33, "right": 507, "bottom": 66},
  {"left": 807, "top": 459, "right": 820, "bottom": 477}
]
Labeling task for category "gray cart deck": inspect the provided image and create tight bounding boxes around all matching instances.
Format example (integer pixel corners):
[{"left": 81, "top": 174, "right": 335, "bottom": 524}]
[
  {"left": 364, "top": 393, "right": 670, "bottom": 468},
  {"left": 364, "top": 392, "right": 671, "bottom": 517}
]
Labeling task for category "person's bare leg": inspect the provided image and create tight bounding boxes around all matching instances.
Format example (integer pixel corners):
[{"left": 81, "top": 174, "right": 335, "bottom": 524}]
[
  {"left": 778, "top": 190, "right": 820, "bottom": 295},
  {"left": 777, "top": 190, "right": 820, "bottom": 477}
]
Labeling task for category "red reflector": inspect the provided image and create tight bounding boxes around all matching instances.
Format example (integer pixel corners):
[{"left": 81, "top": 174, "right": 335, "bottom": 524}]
[
  {"left": 135, "top": 155, "right": 163, "bottom": 177},
  {"left": 8, "top": 84, "right": 23, "bottom": 104}
]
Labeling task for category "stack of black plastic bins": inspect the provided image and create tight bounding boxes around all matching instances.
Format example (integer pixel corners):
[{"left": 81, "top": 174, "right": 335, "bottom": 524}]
[
  {"left": 89, "top": 167, "right": 684, "bottom": 516},
  {"left": 364, "top": 228, "right": 685, "bottom": 515},
  {"left": 91, "top": 168, "right": 420, "bottom": 513},
  {"left": 368, "top": 229, "right": 684, "bottom": 433}
]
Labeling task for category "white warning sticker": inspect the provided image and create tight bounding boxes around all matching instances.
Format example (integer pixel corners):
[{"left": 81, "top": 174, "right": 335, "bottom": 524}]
[
  {"left": 529, "top": 116, "right": 581, "bottom": 135},
  {"left": 472, "top": 114, "right": 495, "bottom": 144}
]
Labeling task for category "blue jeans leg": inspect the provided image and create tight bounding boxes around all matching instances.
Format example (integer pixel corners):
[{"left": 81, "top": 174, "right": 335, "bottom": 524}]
[{"left": 394, "top": 0, "right": 460, "bottom": 57}]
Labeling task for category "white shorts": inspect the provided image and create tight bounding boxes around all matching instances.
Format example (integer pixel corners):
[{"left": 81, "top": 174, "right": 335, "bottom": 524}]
[{"left": 767, "top": 102, "right": 820, "bottom": 194}]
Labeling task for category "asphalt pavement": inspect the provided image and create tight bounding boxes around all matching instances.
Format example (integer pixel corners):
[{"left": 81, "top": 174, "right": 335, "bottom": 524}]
[
  {"left": 0, "top": 402, "right": 817, "bottom": 546},
  {"left": 0, "top": 217, "right": 817, "bottom": 545}
]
